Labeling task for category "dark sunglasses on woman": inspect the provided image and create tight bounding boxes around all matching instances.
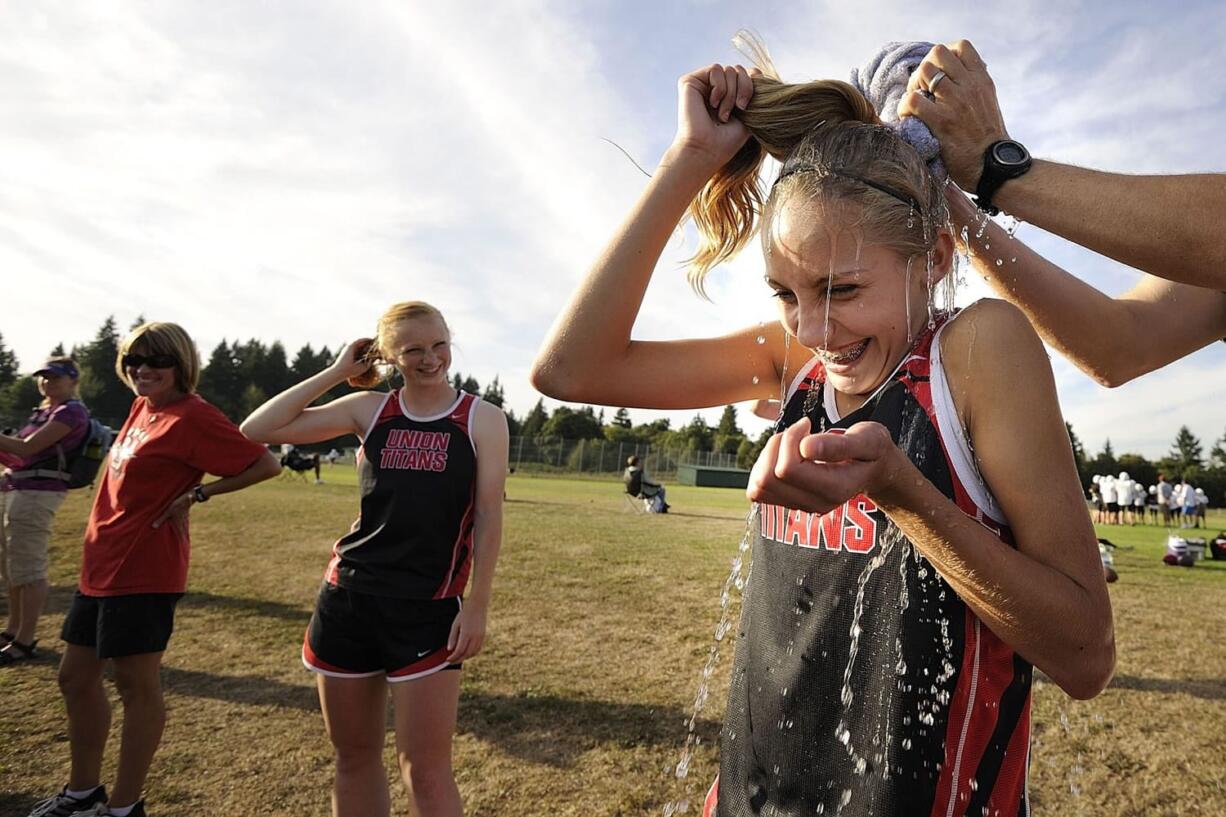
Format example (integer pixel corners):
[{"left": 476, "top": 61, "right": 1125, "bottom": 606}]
[{"left": 122, "top": 353, "right": 178, "bottom": 370}]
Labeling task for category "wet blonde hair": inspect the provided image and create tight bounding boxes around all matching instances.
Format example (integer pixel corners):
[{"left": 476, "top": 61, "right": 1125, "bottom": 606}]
[
  {"left": 348, "top": 301, "right": 450, "bottom": 388},
  {"left": 116, "top": 322, "right": 201, "bottom": 394},
  {"left": 687, "top": 32, "right": 947, "bottom": 294}
]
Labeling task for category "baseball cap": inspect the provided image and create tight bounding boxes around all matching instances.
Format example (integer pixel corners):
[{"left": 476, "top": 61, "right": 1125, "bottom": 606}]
[{"left": 33, "top": 360, "right": 80, "bottom": 379}]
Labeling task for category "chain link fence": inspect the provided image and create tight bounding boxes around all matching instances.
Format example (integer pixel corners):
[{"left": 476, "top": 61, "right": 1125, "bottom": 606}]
[{"left": 508, "top": 436, "right": 739, "bottom": 478}]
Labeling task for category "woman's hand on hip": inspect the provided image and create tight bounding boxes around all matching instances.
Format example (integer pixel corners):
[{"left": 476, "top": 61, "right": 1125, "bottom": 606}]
[{"left": 152, "top": 491, "right": 193, "bottom": 537}]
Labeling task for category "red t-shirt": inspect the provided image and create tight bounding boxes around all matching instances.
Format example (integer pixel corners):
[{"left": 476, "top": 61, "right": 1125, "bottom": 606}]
[{"left": 80, "top": 394, "right": 267, "bottom": 596}]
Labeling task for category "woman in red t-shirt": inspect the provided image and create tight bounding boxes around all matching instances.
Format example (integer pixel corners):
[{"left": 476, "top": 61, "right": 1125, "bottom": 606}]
[{"left": 31, "top": 322, "right": 281, "bottom": 817}]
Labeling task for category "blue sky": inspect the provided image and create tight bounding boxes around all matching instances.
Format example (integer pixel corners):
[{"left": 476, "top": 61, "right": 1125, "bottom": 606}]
[{"left": 3, "top": 1, "right": 1224, "bottom": 459}]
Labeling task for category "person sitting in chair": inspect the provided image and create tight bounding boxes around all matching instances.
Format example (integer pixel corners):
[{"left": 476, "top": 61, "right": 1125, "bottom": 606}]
[{"left": 623, "top": 455, "right": 669, "bottom": 513}]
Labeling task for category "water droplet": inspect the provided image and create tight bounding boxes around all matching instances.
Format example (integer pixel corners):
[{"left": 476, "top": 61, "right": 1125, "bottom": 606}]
[
  {"left": 756, "top": 335, "right": 766, "bottom": 344},
  {"left": 751, "top": 375, "right": 760, "bottom": 384},
  {"left": 994, "top": 259, "right": 1003, "bottom": 267},
  {"left": 1010, "top": 257, "right": 1017, "bottom": 263}
]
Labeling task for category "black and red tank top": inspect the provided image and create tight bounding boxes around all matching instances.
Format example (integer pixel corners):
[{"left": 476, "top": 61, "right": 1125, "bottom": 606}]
[
  {"left": 709, "top": 313, "right": 1033, "bottom": 817},
  {"left": 323, "top": 389, "right": 479, "bottom": 600}
]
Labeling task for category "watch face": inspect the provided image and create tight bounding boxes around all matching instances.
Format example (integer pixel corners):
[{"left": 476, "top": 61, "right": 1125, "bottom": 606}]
[{"left": 993, "top": 141, "right": 1029, "bottom": 166}]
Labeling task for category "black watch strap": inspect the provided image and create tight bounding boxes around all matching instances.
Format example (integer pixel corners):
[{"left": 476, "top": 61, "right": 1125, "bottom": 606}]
[
  {"left": 976, "top": 140, "right": 1032, "bottom": 216},
  {"left": 192, "top": 484, "right": 209, "bottom": 503}
]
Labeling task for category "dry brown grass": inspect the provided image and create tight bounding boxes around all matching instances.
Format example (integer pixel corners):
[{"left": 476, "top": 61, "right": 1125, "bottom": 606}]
[{"left": 1, "top": 470, "right": 1223, "bottom": 816}]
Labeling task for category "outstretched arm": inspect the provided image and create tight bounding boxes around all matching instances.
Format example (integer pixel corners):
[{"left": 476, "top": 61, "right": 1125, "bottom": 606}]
[
  {"left": 899, "top": 39, "right": 1226, "bottom": 292},
  {"left": 0, "top": 420, "right": 74, "bottom": 459},
  {"left": 946, "top": 189, "right": 1226, "bottom": 386}
]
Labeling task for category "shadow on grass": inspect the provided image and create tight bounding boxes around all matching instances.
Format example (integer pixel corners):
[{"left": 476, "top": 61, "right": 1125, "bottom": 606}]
[
  {"left": 1, "top": 791, "right": 50, "bottom": 817},
  {"left": 459, "top": 691, "right": 720, "bottom": 767},
  {"left": 156, "top": 666, "right": 717, "bottom": 767},
  {"left": 1109, "top": 674, "right": 1226, "bottom": 701},
  {"left": 43, "top": 584, "right": 309, "bottom": 624}
]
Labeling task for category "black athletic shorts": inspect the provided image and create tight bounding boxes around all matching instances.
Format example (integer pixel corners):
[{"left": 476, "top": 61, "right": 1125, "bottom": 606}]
[
  {"left": 1107, "top": 502, "right": 1120, "bottom": 513},
  {"left": 303, "top": 582, "right": 462, "bottom": 681},
  {"left": 61, "top": 590, "right": 183, "bottom": 659}
]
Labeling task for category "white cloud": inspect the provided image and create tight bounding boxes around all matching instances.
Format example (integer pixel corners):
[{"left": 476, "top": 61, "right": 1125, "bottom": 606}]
[{"left": 2, "top": 1, "right": 1223, "bottom": 456}]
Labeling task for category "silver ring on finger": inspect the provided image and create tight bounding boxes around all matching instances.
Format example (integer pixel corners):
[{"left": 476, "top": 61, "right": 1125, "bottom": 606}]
[{"left": 928, "top": 70, "right": 948, "bottom": 94}]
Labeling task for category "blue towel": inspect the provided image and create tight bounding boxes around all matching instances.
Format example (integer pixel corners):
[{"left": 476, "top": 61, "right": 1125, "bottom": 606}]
[{"left": 849, "top": 41, "right": 946, "bottom": 183}]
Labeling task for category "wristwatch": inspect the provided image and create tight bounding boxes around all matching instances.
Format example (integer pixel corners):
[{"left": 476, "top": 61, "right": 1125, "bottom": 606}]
[
  {"left": 192, "top": 484, "right": 210, "bottom": 503},
  {"left": 975, "top": 139, "right": 1032, "bottom": 216}
]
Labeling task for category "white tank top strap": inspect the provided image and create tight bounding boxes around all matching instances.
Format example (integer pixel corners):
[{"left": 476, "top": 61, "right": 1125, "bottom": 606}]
[
  {"left": 359, "top": 391, "right": 395, "bottom": 444},
  {"left": 930, "top": 318, "right": 1007, "bottom": 526}
]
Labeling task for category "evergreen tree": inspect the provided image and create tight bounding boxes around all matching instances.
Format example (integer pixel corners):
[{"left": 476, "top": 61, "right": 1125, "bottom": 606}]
[
  {"left": 520, "top": 399, "right": 549, "bottom": 438},
  {"left": 240, "top": 383, "right": 268, "bottom": 419},
  {"left": 460, "top": 375, "right": 480, "bottom": 395},
  {"left": 677, "top": 415, "right": 715, "bottom": 452},
  {"left": 76, "top": 317, "right": 129, "bottom": 425},
  {"left": 611, "top": 408, "right": 632, "bottom": 429},
  {"left": 1066, "top": 422, "right": 1087, "bottom": 485},
  {"left": 1168, "top": 426, "right": 1204, "bottom": 474},
  {"left": 542, "top": 405, "right": 603, "bottom": 440},
  {"left": 1088, "top": 439, "right": 1118, "bottom": 478},
  {"left": 260, "top": 341, "right": 294, "bottom": 397},
  {"left": 0, "top": 333, "right": 18, "bottom": 388},
  {"left": 198, "top": 341, "right": 243, "bottom": 419},
  {"left": 481, "top": 376, "right": 505, "bottom": 407},
  {"left": 49, "top": 342, "right": 66, "bottom": 358},
  {"left": 1210, "top": 429, "right": 1226, "bottom": 470},
  {"left": 130, "top": 314, "right": 147, "bottom": 330},
  {"left": 292, "top": 344, "right": 325, "bottom": 379},
  {"left": 714, "top": 405, "right": 746, "bottom": 455},
  {"left": 0, "top": 377, "right": 42, "bottom": 428},
  {"left": 738, "top": 427, "right": 775, "bottom": 470}
]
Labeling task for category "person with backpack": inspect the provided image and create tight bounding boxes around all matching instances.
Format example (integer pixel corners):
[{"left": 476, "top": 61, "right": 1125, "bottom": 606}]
[
  {"left": 0, "top": 358, "right": 91, "bottom": 666},
  {"left": 28, "top": 323, "right": 281, "bottom": 817}
]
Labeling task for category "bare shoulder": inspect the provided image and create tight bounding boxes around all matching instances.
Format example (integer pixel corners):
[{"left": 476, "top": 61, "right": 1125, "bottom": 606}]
[
  {"left": 939, "top": 299, "right": 1051, "bottom": 427},
  {"left": 339, "top": 389, "right": 390, "bottom": 414},
  {"left": 472, "top": 399, "right": 509, "bottom": 441}
]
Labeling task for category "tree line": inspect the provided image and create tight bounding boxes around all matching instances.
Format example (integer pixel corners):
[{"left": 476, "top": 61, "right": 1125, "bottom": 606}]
[{"left": 1, "top": 319, "right": 1224, "bottom": 499}]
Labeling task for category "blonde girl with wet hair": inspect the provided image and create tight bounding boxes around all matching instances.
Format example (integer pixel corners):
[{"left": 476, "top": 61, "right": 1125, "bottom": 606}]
[
  {"left": 533, "top": 44, "right": 1112, "bottom": 817},
  {"left": 242, "top": 301, "right": 508, "bottom": 817},
  {"left": 32, "top": 322, "right": 280, "bottom": 817}
]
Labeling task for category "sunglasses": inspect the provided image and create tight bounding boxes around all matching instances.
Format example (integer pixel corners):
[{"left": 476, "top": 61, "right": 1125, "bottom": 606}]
[{"left": 122, "top": 353, "right": 178, "bottom": 370}]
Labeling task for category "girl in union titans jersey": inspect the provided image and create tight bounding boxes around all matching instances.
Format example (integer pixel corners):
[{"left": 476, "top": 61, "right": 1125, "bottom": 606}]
[
  {"left": 243, "top": 302, "right": 508, "bottom": 817},
  {"left": 532, "top": 50, "right": 1113, "bottom": 817}
]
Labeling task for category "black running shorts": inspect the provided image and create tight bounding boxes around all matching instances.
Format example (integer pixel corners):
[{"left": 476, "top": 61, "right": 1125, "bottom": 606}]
[
  {"left": 303, "top": 582, "right": 462, "bottom": 681},
  {"left": 61, "top": 590, "right": 183, "bottom": 658}
]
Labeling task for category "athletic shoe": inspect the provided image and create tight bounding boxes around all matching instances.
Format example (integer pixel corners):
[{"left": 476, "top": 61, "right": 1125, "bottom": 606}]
[
  {"left": 26, "top": 786, "right": 107, "bottom": 817},
  {"left": 71, "top": 802, "right": 146, "bottom": 817}
]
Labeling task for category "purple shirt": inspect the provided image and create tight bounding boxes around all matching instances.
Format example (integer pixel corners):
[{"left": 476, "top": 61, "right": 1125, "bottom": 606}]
[{"left": 2, "top": 401, "right": 90, "bottom": 492}]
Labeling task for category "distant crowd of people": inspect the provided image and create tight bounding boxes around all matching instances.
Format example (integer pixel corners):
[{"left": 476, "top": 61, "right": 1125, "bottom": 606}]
[{"left": 1089, "top": 472, "right": 1211, "bottom": 528}]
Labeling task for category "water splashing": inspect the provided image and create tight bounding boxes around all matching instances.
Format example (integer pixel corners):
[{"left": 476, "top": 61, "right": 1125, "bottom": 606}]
[{"left": 661, "top": 509, "right": 756, "bottom": 814}]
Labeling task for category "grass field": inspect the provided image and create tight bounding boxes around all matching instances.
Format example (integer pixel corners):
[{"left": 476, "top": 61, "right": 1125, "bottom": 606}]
[{"left": 2, "top": 469, "right": 1224, "bottom": 816}]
